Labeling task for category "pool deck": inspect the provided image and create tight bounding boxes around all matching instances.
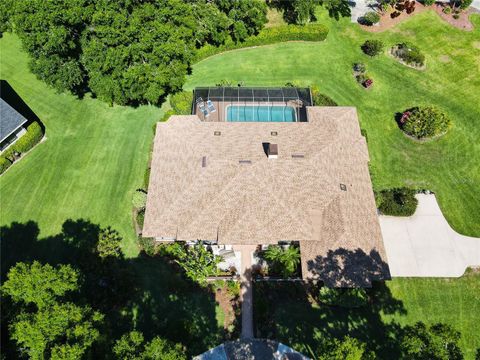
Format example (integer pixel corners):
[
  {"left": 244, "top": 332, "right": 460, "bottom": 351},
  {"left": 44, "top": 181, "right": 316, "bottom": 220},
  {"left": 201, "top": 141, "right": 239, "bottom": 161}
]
[{"left": 194, "top": 100, "right": 305, "bottom": 122}]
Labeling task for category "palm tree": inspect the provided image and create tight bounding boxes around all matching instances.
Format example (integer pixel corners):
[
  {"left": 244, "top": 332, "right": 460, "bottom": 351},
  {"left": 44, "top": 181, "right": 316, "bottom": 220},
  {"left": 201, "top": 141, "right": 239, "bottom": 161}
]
[{"left": 264, "top": 245, "right": 300, "bottom": 277}]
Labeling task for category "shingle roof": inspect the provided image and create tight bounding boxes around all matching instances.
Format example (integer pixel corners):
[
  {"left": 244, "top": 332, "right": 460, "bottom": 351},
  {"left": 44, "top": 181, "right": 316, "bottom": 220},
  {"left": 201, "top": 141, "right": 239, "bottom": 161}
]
[
  {"left": 143, "top": 107, "right": 390, "bottom": 287},
  {"left": 0, "top": 98, "right": 28, "bottom": 143}
]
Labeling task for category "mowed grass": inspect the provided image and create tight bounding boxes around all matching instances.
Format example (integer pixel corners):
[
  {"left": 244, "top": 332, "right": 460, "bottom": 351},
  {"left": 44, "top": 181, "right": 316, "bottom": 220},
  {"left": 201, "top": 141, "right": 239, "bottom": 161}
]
[
  {"left": 384, "top": 274, "right": 480, "bottom": 359},
  {"left": 0, "top": 34, "right": 163, "bottom": 256},
  {"left": 187, "top": 10, "right": 480, "bottom": 236}
]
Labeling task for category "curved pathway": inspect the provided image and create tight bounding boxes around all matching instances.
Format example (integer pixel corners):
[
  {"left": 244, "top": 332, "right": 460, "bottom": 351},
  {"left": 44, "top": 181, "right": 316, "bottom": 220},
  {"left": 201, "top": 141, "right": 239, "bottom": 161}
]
[{"left": 380, "top": 194, "right": 480, "bottom": 277}]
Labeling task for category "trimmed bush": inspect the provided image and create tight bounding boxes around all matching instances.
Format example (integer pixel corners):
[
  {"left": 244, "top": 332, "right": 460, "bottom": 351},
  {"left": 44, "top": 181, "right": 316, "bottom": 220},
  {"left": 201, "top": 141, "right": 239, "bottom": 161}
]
[
  {"left": 132, "top": 190, "right": 147, "bottom": 209},
  {"left": 0, "top": 156, "right": 13, "bottom": 174},
  {"left": 401, "top": 106, "right": 450, "bottom": 138},
  {"left": 392, "top": 43, "right": 425, "bottom": 67},
  {"left": 311, "top": 86, "right": 337, "bottom": 106},
  {"left": 361, "top": 11, "right": 381, "bottom": 25},
  {"left": 318, "top": 287, "right": 368, "bottom": 308},
  {"left": 137, "top": 236, "right": 156, "bottom": 256},
  {"left": 169, "top": 91, "right": 193, "bottom": 115},
  {"left": 12, "top": 122, "right": 43, "bottom": 154},
  {"left": 160, "top": 109, "right": 175, "bottom": 122},
  {"left": 194, "top": 24, "right": 329, "bottom": 62},
  {"left": 423, "top": 0, "right": 436, "bottom": 5},
  {"left": 136, "top": 209, "right": 145, "bottom": 229},
  {"left": 376, "top": 188, "right": 418, "bottom": 216},
  {"left": 361, "top": 40, "right": 384, "bottom": 56}
]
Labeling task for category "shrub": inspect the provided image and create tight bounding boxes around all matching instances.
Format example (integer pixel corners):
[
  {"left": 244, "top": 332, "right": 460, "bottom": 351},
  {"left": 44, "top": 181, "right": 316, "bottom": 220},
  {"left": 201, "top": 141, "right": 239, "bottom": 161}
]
[
  {"left": 311, "top": 86, "right": 338, "bottom": 106},
  {"left": 361, "top": 39, "right": 384, "bottom": 56},
  {"left": 443, "top": 6, "right": 452, "bottom": 13},
  {"left": 132, "top": 190, "right": 147, "bottom": 209},
  {"left": 263, "top": 245, "right": 300, "bottom": 277},
  {"left": 353, "top": 62, "right": 366, "bottom": 73},
  {"left": 12, "top": 122, "right": 43, "bottom": 154},
  {"left": 0, "top": 156, "right": 13, "bottom": 174},
  {"left": 423, "top": 0, "right": 436, "bottom": 5},
  {"left": 160, "top": 109, "right": 175, "bottom": 122},
  {"left": 137, "top": 237, "right": 157, "bottom": 256},
  {"left": 376, "top": 188, "right": 418, "bottom": 216},
  {"left": 136, "top": 209, "right": 145, "bottom": 229},
  {"left": 194, "top": 24, "right": 329, "bottom": 62},
  {"left": 361, "top": 11, "right": 381, "bottom": 25},
  {"left": 318, "top": 287, "right": 368, "bottom": 308},
  {"left": 169, "top": 91, "right": 193, "bottom": 115},
  {"left": 452, "top": 13, "right": 460, "bottom": 19},
  {"left": 392, "top": 43, "right": 425, "bottom": 66},
  {"left": 401, "top": 106, "right": 450, "bottom": 138},
  {"left": 143, "top": 167, "right": 151, "bottom": 190}
]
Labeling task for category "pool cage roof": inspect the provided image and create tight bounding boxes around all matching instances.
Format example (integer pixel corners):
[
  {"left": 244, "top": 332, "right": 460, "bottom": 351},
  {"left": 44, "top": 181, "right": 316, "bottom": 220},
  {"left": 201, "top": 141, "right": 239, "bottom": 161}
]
[{"left": 193, "top": 87, "right": 313, "bottom": 106}]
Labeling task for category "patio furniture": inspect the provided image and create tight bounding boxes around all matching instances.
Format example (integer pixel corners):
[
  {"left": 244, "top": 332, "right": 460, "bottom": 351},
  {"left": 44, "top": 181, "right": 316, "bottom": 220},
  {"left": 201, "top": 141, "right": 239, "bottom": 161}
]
[{"left": 207, "top": 99, "right": 216, "bottom": 113}]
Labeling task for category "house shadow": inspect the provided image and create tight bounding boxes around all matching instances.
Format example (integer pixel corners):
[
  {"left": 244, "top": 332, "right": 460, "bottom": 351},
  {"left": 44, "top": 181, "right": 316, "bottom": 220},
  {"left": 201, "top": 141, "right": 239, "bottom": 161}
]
[
  {"left": 0, "top": 80, "right": 44, "bottom": 132},
  {"left": 254, "top": 248, "right": 404, "bottom": 358},
  {"left": 306, "top": 248, "right": 391, "bottom": 288},
  {"left": 1, "top": 219, "right": 221, "bottom": 358}
]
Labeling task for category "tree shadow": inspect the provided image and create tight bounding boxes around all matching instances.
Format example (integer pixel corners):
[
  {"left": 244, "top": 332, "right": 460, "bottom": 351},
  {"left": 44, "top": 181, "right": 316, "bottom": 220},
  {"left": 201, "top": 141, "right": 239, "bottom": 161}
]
[
  {"left": 307, "top": 248, "right": 391, "bottom": 288},
  {"left": 254, "top": 279, "right": 406, "bottom": 359},
  {"left": 1, "top": 219, "right": 222, "bottom": 358}
]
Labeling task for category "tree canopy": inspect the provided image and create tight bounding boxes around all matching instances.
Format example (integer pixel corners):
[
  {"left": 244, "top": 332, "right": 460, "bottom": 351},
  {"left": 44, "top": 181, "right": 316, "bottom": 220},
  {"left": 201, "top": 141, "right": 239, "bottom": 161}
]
[
  {"left": 2, "top": 261, "right": 79, "bottom": 309},
  {"left": 263, "top": 245, "right": 300, "bottom": 277},
  {"left": 113, "top": 331, "right": 186, "bottom": 360},
  {"left": 6, "top": 0, "right": 268, "bottom": 106}
]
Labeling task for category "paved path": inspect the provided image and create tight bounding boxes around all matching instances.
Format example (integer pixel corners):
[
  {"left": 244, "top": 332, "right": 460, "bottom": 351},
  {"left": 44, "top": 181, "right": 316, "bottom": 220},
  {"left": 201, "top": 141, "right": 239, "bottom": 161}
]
[
  {"left": 472, "top": 0, "right": 480, "bottom": 11},
  {"left": 350, "top": 0, "right": 374, "bottom": 23},
  {"left": 380, "top": 194, "right": 480, "bottom": 277},
  {"left": 233, "top": 245, "right": 257, "bottom": 339}
]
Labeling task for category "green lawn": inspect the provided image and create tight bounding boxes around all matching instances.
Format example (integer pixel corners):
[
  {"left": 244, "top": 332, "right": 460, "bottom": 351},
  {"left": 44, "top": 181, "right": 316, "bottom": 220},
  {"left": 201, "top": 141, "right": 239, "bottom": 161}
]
[
  {"left": 186, "top": 9, "right": 480, "bottom": 237},
  {"left": 254, "top": 273, "right": 480, "bottom": 359},
  {"left": 0, "top": 34, "right": 163, "bottom": 256}
]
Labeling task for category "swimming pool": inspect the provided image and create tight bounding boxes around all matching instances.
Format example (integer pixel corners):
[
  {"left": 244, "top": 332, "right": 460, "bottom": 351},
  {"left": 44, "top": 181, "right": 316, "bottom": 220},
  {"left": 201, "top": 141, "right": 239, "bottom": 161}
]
[{"left": 226, "top": 105, "right": 296, "bottom": 122}]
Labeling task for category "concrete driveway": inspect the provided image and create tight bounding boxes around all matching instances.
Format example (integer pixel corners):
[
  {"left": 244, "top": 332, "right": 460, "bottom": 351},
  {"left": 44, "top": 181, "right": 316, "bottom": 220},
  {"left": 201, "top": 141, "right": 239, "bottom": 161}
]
[{"left": 380, "top": 194, "right": 480, "bottom": 277}]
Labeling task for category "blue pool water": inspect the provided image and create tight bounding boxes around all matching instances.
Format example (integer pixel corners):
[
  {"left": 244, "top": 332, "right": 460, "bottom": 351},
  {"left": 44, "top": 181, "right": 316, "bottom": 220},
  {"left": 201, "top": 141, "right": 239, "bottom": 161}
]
[{"left": 226, "top": 105, "right": 296, "bottom": 122}]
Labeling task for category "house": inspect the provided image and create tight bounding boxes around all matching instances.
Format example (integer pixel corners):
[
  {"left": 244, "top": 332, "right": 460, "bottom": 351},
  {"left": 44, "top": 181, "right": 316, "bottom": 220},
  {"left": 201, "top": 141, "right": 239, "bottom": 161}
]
[
  {"left": 143, "top": 87, "right": 390, "bottom": 287},
  {"left": 0, "top": 96, "right": 28, "bottom": 152}
]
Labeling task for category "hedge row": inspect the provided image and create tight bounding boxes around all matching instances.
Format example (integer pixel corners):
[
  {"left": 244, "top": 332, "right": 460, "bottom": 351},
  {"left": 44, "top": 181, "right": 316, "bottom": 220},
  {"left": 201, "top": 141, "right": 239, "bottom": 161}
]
[
  {"left": 194, "top": 23, "right": 329, "bottom": 62},
  {"left": 0, "top": 122, "right": 43, "bottom": 175},
  {"left": 376, "top": 188, "right": 418, "bottom": 216}
]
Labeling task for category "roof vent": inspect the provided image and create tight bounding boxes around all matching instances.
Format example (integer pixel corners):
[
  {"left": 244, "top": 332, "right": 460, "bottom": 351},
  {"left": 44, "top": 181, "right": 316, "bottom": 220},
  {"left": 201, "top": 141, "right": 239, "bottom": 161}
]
[
  {"left": 214, "top": 131, "right": 221, "bottom": 136},
  {"left": 268, "top": 144, "right": 278, "bottom": 159},
  {"left": 292, "top": 154, "right": 304, "bottom": 159},
  {"left": 340, "top": 183, "right": 347, "bottom": 191},
  {"left": 202, "top": 156, "right": 207, "bottom": 168},
  {"left": 271, "top": 131, "right": 278, "bottom": 136},
  {"left": 239, "top": 160, "right": 252, "bottom": 164}
]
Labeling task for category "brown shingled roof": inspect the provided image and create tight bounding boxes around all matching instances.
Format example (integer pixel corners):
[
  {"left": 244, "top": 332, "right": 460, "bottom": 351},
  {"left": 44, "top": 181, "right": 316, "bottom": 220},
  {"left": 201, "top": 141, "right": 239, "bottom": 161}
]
[{"left": 143, "top": 107, "right": 390, "bottom": 287}]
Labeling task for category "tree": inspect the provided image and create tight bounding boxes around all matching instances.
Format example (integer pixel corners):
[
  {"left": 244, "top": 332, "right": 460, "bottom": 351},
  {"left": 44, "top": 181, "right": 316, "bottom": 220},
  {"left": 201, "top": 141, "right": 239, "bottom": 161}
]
[
  {"left": 12, "top": 0, "right": 91, "bottom": 93},
  {"left": 10, "top": 303, "right": 103, "bottom": 360},
  {"left": 263, "top": 245, "right": 300, "bottom": 277},
  {"left": 293, "top": 0, "right": 318, "bottom": 25},
  {"left": 321, "top": 0, "right": 352, "bottom": 20},
  {"left": 113, "top": 331, "right": 186, "bottom": 360},
  {"left": 400, "top": 322, "right": 464, "bottom": 360},
  {"left": 191, "top": 1, "right": 231, "bottom": 47},
  {"left": 376, "top": 188, "right": 418, "bottom": 216},
  {"left": 318, "top": 336, "right": 375, "bottom": 360},
  {"left": 97, "top": 226, "right": 123, "bottom": 259},
  {"left": 215, "top": 0, "right": 268, "bottom": 42},
  {"left": 2, "top": 261, "right": 79, "bottom": 309},
  {"left": 132, "top": 190, "right": 148, "bottom": 210},
  {"left": 169, "top": 242, "right": 220, "bottom": 285}
]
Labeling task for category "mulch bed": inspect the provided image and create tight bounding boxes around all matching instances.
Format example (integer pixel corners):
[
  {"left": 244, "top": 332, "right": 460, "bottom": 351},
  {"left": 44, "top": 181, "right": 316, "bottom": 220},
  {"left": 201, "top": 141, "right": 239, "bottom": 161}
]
[{"left": 359, "top": 1, "right": 475, "bottom": 32}]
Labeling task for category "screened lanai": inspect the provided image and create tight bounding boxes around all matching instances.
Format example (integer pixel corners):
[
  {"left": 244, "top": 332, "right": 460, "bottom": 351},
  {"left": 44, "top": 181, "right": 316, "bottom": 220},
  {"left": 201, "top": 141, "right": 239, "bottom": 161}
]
[{"left": 192, "top": 87, "right": 313, "bottom": 122}]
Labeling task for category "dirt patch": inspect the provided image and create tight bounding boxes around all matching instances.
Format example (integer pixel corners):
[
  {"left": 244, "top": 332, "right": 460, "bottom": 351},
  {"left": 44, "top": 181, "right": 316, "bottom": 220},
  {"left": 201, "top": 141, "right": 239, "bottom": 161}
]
[
  {"left": 439, "top": 54, "right": 452, "bottom": 63},
  {"left": 359, "top": 1, "right": 475, "bottom": 32}
]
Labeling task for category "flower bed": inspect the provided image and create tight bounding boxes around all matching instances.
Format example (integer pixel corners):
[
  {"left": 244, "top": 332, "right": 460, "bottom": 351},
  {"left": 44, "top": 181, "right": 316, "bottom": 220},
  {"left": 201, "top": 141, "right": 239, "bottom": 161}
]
[{"left": 390, "top": 43, "right": 426, "bottom": 69}]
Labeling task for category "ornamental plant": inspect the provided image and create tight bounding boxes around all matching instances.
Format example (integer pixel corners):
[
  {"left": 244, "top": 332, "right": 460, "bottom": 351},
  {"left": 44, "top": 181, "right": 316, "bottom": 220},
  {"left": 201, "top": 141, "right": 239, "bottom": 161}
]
[
  {"left": 361, "top": 39, "right": 384, "bottom": 56},
  {"left": 376, "top": 188, "right": 418, "bottom": 216},
  {"left": 401, "top": 106, "right": 450, "bottom": 138},
  {"left": 361, "top": 11, "right": 381, "bottom": 25}
]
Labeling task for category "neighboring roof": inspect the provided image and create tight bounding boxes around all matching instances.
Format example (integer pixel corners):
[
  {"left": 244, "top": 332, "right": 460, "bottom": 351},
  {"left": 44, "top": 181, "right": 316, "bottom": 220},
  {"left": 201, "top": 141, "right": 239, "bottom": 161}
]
[
  {"left": 143, "top": 107, "right": 390, "bottom": 287},
  {"left": 0, "top": 98, "right": 28, "bottom": 143},
  {"left": 194, "top": 339, "right": 309, "bottom": 360}
]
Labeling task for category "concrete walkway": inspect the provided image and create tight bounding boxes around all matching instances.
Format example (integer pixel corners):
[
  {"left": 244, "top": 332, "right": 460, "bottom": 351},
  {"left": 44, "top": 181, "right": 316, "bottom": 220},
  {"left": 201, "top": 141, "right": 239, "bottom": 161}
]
[
  {"left": 233, "top": 245, "right": 257, "bottom": 339},
  {"left": 380, "top": 194, "right": 480, "bottom": 277}
]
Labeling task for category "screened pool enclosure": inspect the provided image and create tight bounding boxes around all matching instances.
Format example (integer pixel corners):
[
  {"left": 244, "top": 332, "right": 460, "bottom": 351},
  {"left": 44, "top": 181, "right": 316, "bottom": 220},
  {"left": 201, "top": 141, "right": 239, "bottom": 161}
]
[{"left": 192, "top": 87, "right": 313, "bottom": 122}]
